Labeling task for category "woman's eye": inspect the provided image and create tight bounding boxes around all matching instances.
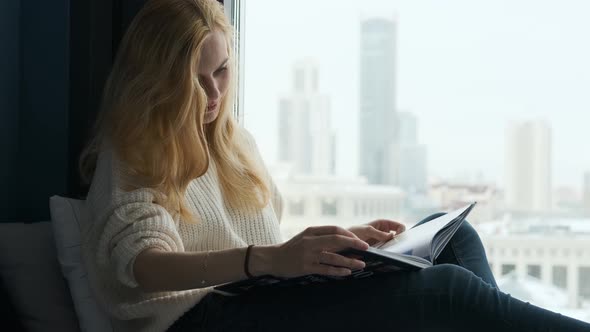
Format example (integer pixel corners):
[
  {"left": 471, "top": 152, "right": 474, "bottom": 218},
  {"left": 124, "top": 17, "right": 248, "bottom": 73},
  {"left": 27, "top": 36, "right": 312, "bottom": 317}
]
[{"left": 215, "top": 67, "right": 228, "bottom": 75}]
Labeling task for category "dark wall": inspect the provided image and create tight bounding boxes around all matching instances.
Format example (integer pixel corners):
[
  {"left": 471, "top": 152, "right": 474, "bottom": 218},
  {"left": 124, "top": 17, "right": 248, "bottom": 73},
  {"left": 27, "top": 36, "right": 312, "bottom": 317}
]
[
  {"left": 0, "top": 0, "right": 21, "bottom": 222},
  {"left": 0, "top": 0, "right": 145, "bottom": 222},
  {"left": 1, "top": 0, "right": 70, "bottom": 222},
  {"left": 20, "top": 0, "right": 71, "bottom": 221}
]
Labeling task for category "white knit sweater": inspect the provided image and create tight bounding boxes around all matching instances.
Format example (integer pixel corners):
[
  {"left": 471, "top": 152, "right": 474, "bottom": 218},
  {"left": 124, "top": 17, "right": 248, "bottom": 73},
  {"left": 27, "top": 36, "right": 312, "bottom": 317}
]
[{"left": 81, "top": 133, "right": 284, "bottom": 332}]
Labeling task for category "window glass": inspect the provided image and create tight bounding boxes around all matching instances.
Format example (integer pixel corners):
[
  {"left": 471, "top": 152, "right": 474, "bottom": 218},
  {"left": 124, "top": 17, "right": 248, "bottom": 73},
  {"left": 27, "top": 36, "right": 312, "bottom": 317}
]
[
  {"left": 553, "top": 265, "right": 568, "bottom": 289},
  {"left": 240, "top": 0, "right": 590, "bottom": 322},
  {"left": 527, "top": 265, "right": 541, "bottom": 279}
]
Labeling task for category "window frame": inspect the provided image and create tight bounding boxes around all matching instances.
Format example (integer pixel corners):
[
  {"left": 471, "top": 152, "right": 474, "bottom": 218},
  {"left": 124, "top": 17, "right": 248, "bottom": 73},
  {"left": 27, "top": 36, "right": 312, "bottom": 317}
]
[{"left": 223, "top": 0, "right": 246, "bottom": 124}]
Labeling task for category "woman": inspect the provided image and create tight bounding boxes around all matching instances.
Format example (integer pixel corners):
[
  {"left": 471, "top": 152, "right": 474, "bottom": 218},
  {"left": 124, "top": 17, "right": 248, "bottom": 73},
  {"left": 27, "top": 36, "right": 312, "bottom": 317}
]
[{"left": 79, "top": 0, "right": 590, "bottom": 331}]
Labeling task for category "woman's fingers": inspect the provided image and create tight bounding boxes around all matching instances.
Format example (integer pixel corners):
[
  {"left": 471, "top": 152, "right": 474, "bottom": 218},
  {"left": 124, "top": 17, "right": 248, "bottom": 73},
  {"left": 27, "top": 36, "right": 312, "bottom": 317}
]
[
  {"left": 305, "top": 225, "right": 359, "bottom": 239},
  {"left": 317, "top": 251, "right": 365, "bottom": 270},
  {"left": 370, "top": 227, "right": 396, "bottom": 241},
  {"left": 309, "top": 234, "right": 369, "bottom": 252},
  {"left": 312, "top": 252, "right": 366, "bottom": 276},
  {"left": 313, "top": 264, "right": 353, "bottom": 277},
  {"left": 274, "top": 224, "right": 374, "bottom": 279},
  {"left": 397, "top": 223, "right": 406, "bottom": 233},
  {"left": 371, "top": 219, "right": 406, "bottom": 234}
]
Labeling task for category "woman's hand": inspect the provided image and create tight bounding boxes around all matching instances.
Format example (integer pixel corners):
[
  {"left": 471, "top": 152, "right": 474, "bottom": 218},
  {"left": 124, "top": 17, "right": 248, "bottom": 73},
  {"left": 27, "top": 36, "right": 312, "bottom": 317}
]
[
  {"left": 347, "top": 219, "right": 406, "bottom": 247},
  {"left": 270, "top": 226, "right": 369, "bottom": 279}
]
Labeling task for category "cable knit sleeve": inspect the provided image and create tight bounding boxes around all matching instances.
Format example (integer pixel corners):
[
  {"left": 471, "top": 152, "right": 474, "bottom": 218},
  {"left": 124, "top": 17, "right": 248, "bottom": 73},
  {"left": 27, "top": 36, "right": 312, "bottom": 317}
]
[
  {"left": 87, "top": 149, "right": 185, "bottom": 289},
  {"left": 100, "top": 190, "right": 184, "bottom": 288}
]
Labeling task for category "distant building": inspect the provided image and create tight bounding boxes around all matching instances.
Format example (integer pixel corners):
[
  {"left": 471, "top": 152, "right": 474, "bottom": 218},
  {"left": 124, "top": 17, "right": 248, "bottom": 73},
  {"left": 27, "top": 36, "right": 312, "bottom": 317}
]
[
  {"left": 429, "top": 182, "right": 501, "bottom": 224},
  {"left": 359, "top": 18, "right": 397, "bottom": 185},
  {"left": 505, "top": 120, "right": 552, "bottom": 213},
  {"left": 395, "top": 144, "right": 427, "bottom": 193},
  {"left": 392, "top": 112, "right": 427, "bottom": 194},
  {"left": 278, "top": 59, "right": 335, "bottom": 176},
  {"left": 478, "top": 217, "right": 590, "bottom": 309},
  {"left": 397, "top": 111, "right": 417, "bottom": 145},
  {"left": 553, "top": 186, "right": 581, "bottom": 212},
  {"left": 272, "top": 172, "right": 404, "bottom": 240}
]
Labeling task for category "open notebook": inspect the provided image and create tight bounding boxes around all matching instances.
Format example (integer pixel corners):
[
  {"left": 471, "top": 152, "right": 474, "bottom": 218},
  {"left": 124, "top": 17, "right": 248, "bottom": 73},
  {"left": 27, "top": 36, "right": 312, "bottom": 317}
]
[{"left": 213, "top": 202, "right": 477, "bottom": 296}]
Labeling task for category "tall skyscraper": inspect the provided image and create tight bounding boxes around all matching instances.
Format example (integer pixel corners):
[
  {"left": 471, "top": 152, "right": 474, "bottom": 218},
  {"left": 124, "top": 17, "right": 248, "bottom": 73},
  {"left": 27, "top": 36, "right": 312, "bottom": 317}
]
[
  {"left": 505, "top": 120, "right": 552, "bottom": 213},
  {"left": 278, "top": 59, "right": 335, "bottom": 175},
  {"left": 359, "top": 18, "right": 397, "bottom": 185}
]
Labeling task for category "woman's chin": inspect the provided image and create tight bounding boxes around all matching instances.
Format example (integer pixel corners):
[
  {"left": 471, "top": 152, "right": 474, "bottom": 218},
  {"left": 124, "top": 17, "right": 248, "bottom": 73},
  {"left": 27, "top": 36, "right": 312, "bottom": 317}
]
[{"left": 204, "top": 108, "right": 219, "bottom": 124}]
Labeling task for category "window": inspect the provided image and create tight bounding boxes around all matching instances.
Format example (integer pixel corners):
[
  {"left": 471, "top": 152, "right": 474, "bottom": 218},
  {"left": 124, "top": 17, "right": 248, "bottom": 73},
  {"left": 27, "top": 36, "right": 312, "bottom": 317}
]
[
  {"left": 288, "top": 199, "right": 305, "bottom": 216},
  {"left": 580, "top": 267, "right": 590, "bottom": 300},
  {"left": 233, "top": 0, "right": 590, "bottom": 321},
  {"left": 321, "top": 198, "right": 338, "bottom": 216},
  {"left": 552, "top": 265, "right": 567, "bottom": 289},
  {"left": 223, "top": 0, "right": 245, "bottom": 122},
  {"left": 527, "top": 265, "right": 541, "bottom": 279},
  {"left": 501, "top": 264, "right": 516, "bottom": 276}
]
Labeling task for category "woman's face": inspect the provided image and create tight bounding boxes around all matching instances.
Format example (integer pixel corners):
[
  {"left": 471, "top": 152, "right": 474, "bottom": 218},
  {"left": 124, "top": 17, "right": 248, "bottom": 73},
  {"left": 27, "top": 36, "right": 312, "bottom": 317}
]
[{"left": 197, "top": 30, "right": 230, "bottom": 124}]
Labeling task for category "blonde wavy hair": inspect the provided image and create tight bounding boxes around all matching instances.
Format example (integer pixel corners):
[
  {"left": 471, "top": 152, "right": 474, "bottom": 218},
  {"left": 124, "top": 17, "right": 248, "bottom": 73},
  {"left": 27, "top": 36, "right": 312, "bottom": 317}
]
[{"left": 79, "top": 0, "right": 270, "bottom": 223}]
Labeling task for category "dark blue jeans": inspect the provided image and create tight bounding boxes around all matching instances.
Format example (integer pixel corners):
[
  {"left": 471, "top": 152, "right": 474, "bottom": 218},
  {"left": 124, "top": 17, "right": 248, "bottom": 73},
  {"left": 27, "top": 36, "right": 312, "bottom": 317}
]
[{"left": 169, "top": 214, "right": 590, "bottom": 332}]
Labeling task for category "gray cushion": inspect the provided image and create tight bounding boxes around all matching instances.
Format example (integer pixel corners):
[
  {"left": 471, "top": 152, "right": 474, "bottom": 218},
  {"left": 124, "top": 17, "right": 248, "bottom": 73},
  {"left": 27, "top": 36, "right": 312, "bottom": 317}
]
[{"left": 0, "top": 222, "right": 80, "bottom": 332}]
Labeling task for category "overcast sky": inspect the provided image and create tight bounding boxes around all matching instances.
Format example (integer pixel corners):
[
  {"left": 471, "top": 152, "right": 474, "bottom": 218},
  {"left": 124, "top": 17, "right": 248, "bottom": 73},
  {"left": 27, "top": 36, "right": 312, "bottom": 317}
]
[{"left": 242, "top": 0, "right": 590, "bottom": 190}]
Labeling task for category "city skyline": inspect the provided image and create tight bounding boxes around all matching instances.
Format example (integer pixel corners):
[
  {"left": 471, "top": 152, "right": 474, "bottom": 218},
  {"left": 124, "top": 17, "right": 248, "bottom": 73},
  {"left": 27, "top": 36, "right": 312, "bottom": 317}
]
[{"left": 243, "top": 0, "right": 590, "bottom": 191}]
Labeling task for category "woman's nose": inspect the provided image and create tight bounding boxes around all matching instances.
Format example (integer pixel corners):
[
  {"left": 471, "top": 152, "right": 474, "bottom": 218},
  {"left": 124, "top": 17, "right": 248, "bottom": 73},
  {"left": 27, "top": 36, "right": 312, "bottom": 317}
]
[{"left": 204, "top": 80, "right": 220, "bottom": 100}]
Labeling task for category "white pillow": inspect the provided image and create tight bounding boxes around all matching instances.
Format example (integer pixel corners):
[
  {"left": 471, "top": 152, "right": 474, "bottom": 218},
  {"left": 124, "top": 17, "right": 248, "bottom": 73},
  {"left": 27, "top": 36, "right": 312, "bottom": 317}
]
[{"left": 49, "top": 196, "right": 114, "bottom": 332}]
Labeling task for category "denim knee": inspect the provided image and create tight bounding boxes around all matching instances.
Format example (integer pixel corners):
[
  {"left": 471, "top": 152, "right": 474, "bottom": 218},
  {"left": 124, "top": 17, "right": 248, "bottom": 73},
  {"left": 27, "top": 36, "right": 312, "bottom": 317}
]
[
  {"left": 421, "top": 264, "right": 476, "bottom": 292},
  {"left": 457, "top": 219, "right": 479, "bottom": 237}
]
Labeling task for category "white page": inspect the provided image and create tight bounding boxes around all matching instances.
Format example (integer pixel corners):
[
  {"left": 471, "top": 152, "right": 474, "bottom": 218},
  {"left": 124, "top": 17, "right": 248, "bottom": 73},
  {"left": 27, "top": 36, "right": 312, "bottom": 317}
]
[{"left": 376, "top": 203, "right": 473, "bottom": 260}]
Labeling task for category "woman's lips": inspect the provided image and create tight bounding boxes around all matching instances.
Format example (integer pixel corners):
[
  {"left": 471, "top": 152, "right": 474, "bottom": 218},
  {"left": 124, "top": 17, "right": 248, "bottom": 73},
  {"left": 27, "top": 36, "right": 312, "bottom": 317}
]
[{"left": 207, "top": 103, "right": 218, "bottom": 112}]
